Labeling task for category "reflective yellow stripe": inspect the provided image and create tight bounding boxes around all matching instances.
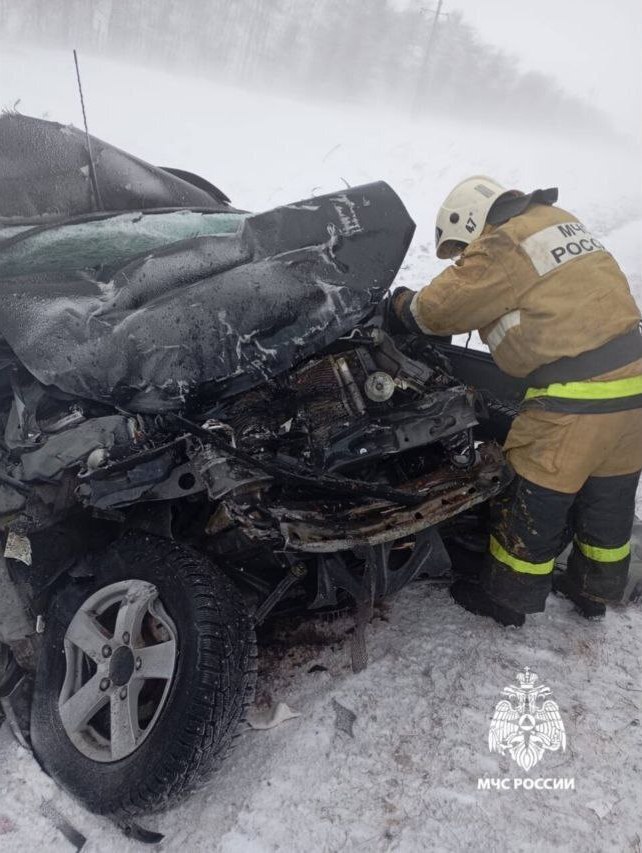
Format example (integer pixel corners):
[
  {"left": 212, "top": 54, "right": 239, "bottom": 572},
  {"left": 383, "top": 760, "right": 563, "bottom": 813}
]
[
  {"left": 489, "top": 535, "right": 555, "bottom": 575},
  {"left": 575, "top": 538, "right": 631, "bottom": 563},
  {"left": 525, "top": 375, "right": 642, "bottom": 401}
]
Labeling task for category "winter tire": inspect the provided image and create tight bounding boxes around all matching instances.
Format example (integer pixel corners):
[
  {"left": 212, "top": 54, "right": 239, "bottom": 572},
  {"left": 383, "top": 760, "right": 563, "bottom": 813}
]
[{"left": 31, "top": 533, "right": 256, "bottom": 817}]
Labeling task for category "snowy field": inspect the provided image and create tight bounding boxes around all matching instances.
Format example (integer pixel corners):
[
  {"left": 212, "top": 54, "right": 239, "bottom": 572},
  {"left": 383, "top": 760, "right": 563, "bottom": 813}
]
[{"left": 1, "top": 44, "right": 642, "bottom": 853}]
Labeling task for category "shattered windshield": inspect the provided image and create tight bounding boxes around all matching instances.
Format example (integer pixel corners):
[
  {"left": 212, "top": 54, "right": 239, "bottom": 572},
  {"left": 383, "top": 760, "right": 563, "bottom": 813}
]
[{"left": 0, "top": 210, "right": 247, "bottom": 277}]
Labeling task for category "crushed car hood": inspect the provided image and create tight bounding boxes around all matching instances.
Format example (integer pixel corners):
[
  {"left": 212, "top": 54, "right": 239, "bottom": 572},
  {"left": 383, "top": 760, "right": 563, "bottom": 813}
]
[{"left": 0, "top": 182, "right": 415, "bottom": 412}]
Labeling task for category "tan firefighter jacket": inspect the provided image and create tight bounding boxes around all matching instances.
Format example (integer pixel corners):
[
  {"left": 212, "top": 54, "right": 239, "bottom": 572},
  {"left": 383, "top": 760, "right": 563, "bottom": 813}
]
[
  {"left": 410, "top": 202, "right": 641, "bottom": 376},
  {"left": 409, "top": 202, "right": 642, "bottom": 491}
]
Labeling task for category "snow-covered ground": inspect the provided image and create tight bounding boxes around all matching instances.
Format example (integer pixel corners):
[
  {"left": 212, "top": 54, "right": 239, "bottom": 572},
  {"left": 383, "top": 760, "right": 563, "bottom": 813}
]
[
  {"left": 1, "top": 44, "right": 642, "bottom": 853},
  {"left": 2, "top": 589, "right": 642, "bottom": 852}
]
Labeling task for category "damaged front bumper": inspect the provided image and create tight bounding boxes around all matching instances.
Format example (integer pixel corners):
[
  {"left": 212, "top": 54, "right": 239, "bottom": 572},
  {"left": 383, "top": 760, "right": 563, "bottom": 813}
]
[{"left": 233, "top": 444, "right": 510, "bottom": 552}]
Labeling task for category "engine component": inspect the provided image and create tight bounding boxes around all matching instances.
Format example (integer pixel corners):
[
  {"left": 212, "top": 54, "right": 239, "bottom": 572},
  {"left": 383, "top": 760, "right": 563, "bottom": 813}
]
[
  {"left": 320, "top": 387, "right": 477, "bottom": 470},
  {"left": 172, "top": 414, "right": 424, "bottom": 507},
  {"left": 207, "top": 328, "right": 465, "bottom": 475},
  {"left": 290, "top": 354, "right": 360, "bottom": 446},
  {"left": 443, "top": 428, "right": 477, "bottom": 468},
  {"left": 335, "top": 356, "right": 366, "bottom": 415},
  {"left": 364, "top": 371, "right": 395, "bottom": 402},
  {"left": 191, "top": 444, "right": 271, "bottom": 501}
]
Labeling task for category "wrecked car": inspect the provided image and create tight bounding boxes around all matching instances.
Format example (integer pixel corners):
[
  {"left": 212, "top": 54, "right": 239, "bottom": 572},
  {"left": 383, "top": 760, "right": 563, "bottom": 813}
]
[{"left": 0, "top": 115, "right": 515, "bottom": 819}]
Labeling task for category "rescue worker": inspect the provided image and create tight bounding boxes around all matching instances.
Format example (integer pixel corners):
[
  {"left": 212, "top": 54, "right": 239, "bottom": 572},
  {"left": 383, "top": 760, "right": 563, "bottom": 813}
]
[{"left": 391, "top": 176, "right": 642, "bottom": 626}]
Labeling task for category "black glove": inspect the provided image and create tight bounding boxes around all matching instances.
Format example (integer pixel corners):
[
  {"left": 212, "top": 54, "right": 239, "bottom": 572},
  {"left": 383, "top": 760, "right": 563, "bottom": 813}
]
[
  {"left": 387, "top": 286, "right": 424, "bottom": 334},
  {"left": 370, "top": 287, "right": 427, "bottom": 335},
  {"left": 376, "top": 287, "right": 451, "bottom": 341}
]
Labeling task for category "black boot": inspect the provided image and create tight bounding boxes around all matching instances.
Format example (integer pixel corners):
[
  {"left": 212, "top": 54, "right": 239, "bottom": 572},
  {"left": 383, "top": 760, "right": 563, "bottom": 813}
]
[
  {"left": 450, "top": 579, "right": 525, "bottom": 627},
  {"left": 447, "top": 542, "right": 486, "bottom": 580},
  {"left": 552, "top": 571, "right": 606, "bottom": 619}
]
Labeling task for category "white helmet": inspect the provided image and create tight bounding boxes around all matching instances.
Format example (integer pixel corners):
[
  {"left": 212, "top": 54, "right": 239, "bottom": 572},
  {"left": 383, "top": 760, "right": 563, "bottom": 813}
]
[{"left": 435, "top": 175, "right": 515, "bottom": 259}]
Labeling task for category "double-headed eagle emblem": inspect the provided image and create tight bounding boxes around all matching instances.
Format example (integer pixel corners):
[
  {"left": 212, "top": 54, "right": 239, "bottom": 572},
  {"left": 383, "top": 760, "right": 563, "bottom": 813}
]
[{"left": 488, "top": 667, "right": 566, "bottom": 771}]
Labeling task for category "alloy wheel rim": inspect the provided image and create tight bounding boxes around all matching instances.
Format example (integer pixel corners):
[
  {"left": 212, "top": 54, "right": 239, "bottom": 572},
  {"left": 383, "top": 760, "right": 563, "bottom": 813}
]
[{"left": 58, "top": 579, "right": 177, "bottom": 762}]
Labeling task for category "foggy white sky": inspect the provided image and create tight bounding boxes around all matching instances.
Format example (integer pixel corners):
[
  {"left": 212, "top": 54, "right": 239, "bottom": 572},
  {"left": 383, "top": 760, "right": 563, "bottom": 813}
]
[{"left": 407, "top": 0, "right": 642, "bottom": 140}]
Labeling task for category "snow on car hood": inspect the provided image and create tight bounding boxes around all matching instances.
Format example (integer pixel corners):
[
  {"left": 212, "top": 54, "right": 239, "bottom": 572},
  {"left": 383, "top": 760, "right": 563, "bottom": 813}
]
[
  {"left": 0, "top": 182, "right": 415, "bottom": 411},
  {"left": 0, "top": 113, "right": 232, "bottom": 222}
]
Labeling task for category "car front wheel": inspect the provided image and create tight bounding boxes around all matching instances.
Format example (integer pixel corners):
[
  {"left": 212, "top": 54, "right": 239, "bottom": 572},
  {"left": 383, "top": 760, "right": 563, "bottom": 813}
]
[{"left": 31, "top": 533, "right": 256, "bottom": 817}]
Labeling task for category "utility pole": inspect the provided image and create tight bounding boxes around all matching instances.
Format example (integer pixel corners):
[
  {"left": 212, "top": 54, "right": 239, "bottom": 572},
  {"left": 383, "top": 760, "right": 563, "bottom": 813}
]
[{"left": 412, "top": 0, "right": 448, "bottom": 116}]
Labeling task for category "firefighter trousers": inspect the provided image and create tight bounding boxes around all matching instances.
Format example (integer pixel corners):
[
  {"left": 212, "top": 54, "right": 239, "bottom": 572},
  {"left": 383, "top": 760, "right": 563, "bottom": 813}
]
[{"left": 481, "top": 471, "right": 641, "bottom": 613}]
